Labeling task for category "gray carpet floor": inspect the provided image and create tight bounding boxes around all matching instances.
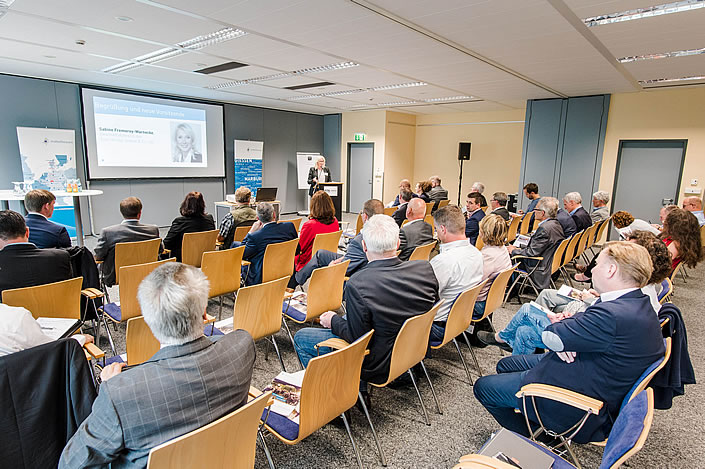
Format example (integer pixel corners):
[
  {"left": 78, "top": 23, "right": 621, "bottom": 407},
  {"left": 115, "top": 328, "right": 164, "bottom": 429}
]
[{"left": 84, "top": 213, "right": 702, "bottom": 468}]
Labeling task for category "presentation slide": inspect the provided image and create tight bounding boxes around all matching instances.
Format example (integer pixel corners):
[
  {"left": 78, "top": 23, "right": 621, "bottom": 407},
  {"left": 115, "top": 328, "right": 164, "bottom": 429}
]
[{"left": 82, "top": 89, "right": 225, "bottom": 179}]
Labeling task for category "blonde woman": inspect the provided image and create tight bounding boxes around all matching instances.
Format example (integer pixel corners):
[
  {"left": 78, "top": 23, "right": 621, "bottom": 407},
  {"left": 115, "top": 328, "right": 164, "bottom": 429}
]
[{"left": 474, "top": 215, "right": 512, "bottom": 318}]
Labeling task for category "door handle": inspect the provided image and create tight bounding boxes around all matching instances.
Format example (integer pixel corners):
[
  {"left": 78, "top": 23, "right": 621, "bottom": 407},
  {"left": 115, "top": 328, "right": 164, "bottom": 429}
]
[{"left": 368, "top": 180, "right": 372, "bottom": 184}]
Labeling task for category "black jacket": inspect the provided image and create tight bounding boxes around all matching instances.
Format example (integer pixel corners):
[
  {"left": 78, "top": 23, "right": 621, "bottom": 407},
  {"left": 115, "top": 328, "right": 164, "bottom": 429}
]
[
  {"left": 654, "top": 303, "right": 696, "bottom": 409},
  {"left": 0, "top": 243, "right": 73, "bottom": 296},
  {"left": 307, "top": 166, "right": 332, "bottom": 196},
  {"left": 571, "top": 206, "right": 593, "bottom": 232},
  {"left": 163, "top": 214, "right": 216, "bottom": 262}
]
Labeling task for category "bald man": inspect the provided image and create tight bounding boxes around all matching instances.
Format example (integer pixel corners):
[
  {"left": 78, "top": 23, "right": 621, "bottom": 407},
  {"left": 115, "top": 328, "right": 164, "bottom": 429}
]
[
  {"left": 387, "top": 179, "right": 419, "bottom": 207},
  {"left": 682, "top": 196, "right": 705, "bottom": 226},
  {"left": 398, "top": 198, "right": 434, "bottom": 260}
]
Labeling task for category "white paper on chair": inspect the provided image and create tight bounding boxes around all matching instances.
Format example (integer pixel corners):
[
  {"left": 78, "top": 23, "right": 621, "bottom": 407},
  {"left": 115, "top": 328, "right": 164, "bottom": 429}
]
[
  {"left": 214, "top": 317, "right": 234, "bottom": 334},
  {"left": 263, "top": 370, "right": 305, "bottom": 424},
  {"left": 36, "top": 318, "right": 82, "bottom": 341}
]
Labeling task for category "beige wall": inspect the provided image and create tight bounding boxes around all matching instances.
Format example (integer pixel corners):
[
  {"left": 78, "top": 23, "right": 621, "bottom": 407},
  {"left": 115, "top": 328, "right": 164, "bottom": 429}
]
[
  {"left": 340, "top": 110, "right": 386, "bottom": 207},
  {"left": 384, "top": 111, "right": 417, "bottom": 203},
  {"left": 599, "top": 87, "right": 705, "bottom": 204}
]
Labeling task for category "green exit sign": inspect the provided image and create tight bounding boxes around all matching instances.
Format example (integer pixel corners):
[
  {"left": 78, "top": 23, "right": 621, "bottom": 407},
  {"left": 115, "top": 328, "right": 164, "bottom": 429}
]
[{"left": 354, "top": 133, "right": 366, "bottom": 141}]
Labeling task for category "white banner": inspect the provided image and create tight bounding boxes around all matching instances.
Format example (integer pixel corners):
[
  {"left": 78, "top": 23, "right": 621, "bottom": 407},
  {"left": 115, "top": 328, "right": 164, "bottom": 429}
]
[{"left": 296, "top": 152, "right": 322, "bottom": 190}]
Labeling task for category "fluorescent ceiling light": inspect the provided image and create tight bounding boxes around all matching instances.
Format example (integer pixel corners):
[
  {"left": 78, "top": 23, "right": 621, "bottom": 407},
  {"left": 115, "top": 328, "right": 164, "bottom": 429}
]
[
  {"left": 0, "top": 0, "right": 15, "bottom": 19},
  {"left": 283, "top": 82, "right": 431, "bottom": 101},
  {"left": 584, "top": 0, "right": 705, "bottom": 27},
  {"left": 618, "top": 47, "right": 705, "bottom": 63},
  {"left": 639, "top": 75, "right": 705, "bottom": 85},
  {"left": 422, "top": 96, "right": 472, "bottom": 102},
  {"left": 209, "top": 62, "right": 358, "bottom": 90},
  {"left": 371, "top": 82, "right": 427, "bottom": 91},
  {"left": 376, "top": 101, "right": 418, "bottom": 106},
  {"left": 294, "top": 62, "right": 358, "bottom": 75}
]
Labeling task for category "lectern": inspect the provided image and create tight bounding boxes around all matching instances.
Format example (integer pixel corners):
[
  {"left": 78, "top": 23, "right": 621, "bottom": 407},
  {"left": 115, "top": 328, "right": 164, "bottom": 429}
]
[{"left": 318, "top": 182, "right": 344, "bottom": 220}]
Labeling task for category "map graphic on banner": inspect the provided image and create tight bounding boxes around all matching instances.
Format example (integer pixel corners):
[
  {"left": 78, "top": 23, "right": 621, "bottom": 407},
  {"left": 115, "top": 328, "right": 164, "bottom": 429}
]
[
  {"left": 16, "top": 127, "right": 77, "bottom": 236},
  {"left": 234, "top": 140, "right": 263, "bottom": 195}
]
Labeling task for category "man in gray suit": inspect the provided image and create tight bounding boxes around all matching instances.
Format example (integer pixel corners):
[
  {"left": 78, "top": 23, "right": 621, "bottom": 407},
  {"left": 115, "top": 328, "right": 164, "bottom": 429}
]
[
  {"left": 489, "top": 191, "right": 511, "bottom": 222},
  {"left": 399, "top": 198, "right": 434, "bottom": 260},
  {"left": 428, "top": 175, "right": 449, "bottom": 203},
  {"left": 60, "top": 262, "right": 256, "bottom": 468},
  {"left": 507, "top": 197, "right": 564, "bottom": 290},
  {"left": 94, "top": 197, "right": 161, "bottom": 287}
]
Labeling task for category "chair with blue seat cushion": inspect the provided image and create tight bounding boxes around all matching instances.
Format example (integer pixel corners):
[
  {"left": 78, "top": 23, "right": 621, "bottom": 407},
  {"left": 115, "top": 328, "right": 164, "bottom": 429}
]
[{"left": 657, "top": 278, "right": 673, "bottom": 304}]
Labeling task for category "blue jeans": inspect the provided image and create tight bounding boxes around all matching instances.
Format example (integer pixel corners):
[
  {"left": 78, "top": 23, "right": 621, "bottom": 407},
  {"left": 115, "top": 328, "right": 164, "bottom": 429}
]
[
  {"left": 293, "top": 327, "right": 338, "bottom": 368},
  {"left": 473, "top": 354, "right": 545, "bottom": 436},
  {"left": 294, "top": 249, "right": 342, "bottom": 286},
  {"left": 473, "top": 300, "right": 487, "bottom": 320},
  {"left": 498, "top": 303, "right": 551, "bottom": 355},
  {"left": 429, "top": 323, "right": 446, "bottom": 344}
]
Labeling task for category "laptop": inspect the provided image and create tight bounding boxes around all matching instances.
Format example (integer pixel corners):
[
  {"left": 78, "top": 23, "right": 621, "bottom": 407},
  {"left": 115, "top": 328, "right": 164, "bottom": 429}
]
[{"left": 255, "top": 187, "right": 278, "bottom": 202}]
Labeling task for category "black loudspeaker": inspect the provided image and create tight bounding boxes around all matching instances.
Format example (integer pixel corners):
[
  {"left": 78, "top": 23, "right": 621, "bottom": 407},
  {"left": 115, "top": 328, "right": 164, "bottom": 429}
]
[{"left": 458, "top": 142, "right": 471, "bottom": 160}]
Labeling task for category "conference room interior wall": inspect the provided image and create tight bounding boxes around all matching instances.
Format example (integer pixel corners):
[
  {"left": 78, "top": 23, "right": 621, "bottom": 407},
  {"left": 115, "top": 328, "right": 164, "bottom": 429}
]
[
  {"left": 413, "top": 109, "right": 526, "bottom": 206},
  {"left": 384, "top": 111, "right": 417, "bottom": 204},
  {"left": 323, "top": 114, "right": 342, "bottom": 182}
]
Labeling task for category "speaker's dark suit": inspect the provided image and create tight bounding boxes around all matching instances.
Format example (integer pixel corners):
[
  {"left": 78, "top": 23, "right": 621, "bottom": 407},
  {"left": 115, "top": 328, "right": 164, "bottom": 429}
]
[
  {"left": 571, "top": 206, "right": 593, "bottom": 232},
  {"left": 512, "top": 219, "right": 564, "bottom": 289},
  {"left": 399, "top": 220, "right": 434, "bottom": 261},
  {"left": 25, "top": 213, "right": 71, "bottom": 249},
  {"left": 94, "top": 220, "right": 161, "bottom": 287},
  {"left": 242, "top": 222, "right": 298, "bottom": 285},
  {"left": 0, "top": 243, "right": 73, "bottom": 295},
  {"left": 307, "top": 166, "right": 332, "bottom": 196}
]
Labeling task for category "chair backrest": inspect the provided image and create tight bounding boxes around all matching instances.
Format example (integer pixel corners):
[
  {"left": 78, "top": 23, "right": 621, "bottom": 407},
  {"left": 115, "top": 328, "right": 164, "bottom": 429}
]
[
  {"left": 574, "top": 228, "right": 591, "bottom": 258},
  {"left": 550, "top": 238, "right": 570, "bottom": 275},
  {"left": 233, "top": 221, "right": 256, "bottom": 244},
  {"left": 658, "top": 278, "right": 673, "bottom": 304},
  {"left": 119, "top": 259, "right": 176, "bottom": 321},
  {"left": 383, "top": 207, "right": 396, "bottom": 217},
  {"left": 519, "top": 213, "right": 533, "bottom": 235},
  {"left": 620, "top": 338, "right": 671, "bottom": 411},
  {"left": 506, "top": 215, "right": 522, "bottom": 243},
  {"left": 438, "top": 199, "right": 450, "bottom": 208},
  {"left": 280, "top": 218, "right": 303, "bottom": 232},
  {"left": 201, "top": 246, "right": 244, "bottom": 298},
  {"left": 408, "top": 241, "right": 437, "bottom": 261},
  {"left": 181, "top": 230, "right": 219, "bottom": 267},
  {"left": 563, "top": 231, "right": 584, "bottom": 266},
  {"left": 701, "top": 225, "right": 705, "bottom": 248},
  {"left": 474, "top": 235, "right": 485, "bottom": 251},
  {"left": 475, "top": 265, "right": 517, "bottom": 322},
  {"left": 114, "top": 238, "right": 162, "bottom": 285},
  {"left": 585, "top": 222, "right": 599, "bottom": 249},
  {"left": 425, "top": 202, "right": 434, "bottom": 215},
  {"left": 261, "top": 238, "right": 298, "bottom": 284},
  {"left": 2, "top": 277, "right": 83, "bottom": 320},
  {"left": 600, "top": 388, "right": 655, "bottom": 469},
  {"left": 594, "top": 216, "right": 611, "bottom": 245},
  {"left": 311, "top": 230, "right": 342, "bottom": 258},
  {"left": 384, "top": 301, "right": 443, "bottom": 385},
  {"left": 298, "top": 331, "right": 373, "bottom": 441},
  {"left": 305, "top": 260, "right": 350, "bottom": 321},
  {"left": 125, "top": 316, "right": 160, "bottom": 366},
  {"left": 233, "top": 276, "right": 289, "bottom": 341},
  {"left": 669, "top": 261, "right": 682, "bottom": 283},
  {"left": 438, "top": 281, "right": 488, "bottom": 348},
  {"left": 423, "top": 215, "right": 435, "bottom": 236},
  {"left": 354, "top": 214, "right": 364, "bottom": 234},
  {"left": 147, "top": 391, "right": 274, "bottom": 469}
]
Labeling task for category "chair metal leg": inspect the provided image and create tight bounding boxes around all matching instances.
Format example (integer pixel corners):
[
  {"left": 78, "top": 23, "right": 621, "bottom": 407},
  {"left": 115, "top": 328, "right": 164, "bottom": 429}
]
[
  {"left": 217, "top": 295, "right": 223, "bottom": 321},
  {"left": 419, "top": 360, "right": 442, "bottom": 415},
  {"left": 463, "top": 332, "right": 483, "bottom": 376},
  {"left": 101, "top": 314, "right": 117, "bottom": 356},
  {"left": 258, "top": 431, "right": 276, "bottom": 469},
  {"left": 452, "top": 338, "right": 473, "bottom": 385},
  {"left": 341, "top": 412, "right": 363, "bottom": 469},
  {"left": 407, "top": 369, "right": 430, "bottom": 425},
  {"left": 358, "top": 391, "right": 387, "bottom": 466},
  {"left": 270, "top": 335, "right": 287, "bottom": 372},
  {"left": 281, "top": 318, "right": 304, "bottom": 369}
]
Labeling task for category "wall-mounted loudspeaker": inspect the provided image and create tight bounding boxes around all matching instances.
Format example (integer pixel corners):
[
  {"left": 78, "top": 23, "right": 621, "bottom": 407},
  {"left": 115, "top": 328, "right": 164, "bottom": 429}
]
[{"left": 458, "top": 142, "right": 471, "bottom": 160}]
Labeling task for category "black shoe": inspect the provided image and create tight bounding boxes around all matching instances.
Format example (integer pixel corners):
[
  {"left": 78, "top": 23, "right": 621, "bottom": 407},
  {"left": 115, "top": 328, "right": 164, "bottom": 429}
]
[{"left": 477, "top": 331, "right": 512, "bottom": 353}]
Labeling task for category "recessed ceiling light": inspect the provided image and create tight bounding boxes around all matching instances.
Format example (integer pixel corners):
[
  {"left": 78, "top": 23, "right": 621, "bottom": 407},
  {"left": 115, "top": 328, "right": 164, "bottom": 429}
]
[
  {"left": 294, "top": 61, "right": 358, "bottom": 75},
  {"left": 639, "top": 75, "right": 705, "bottom": 85},
  {"left": 371, "top": 82, "right": 427, "bottom": 91},
  {"left": 376, "top": 101, "right": 418, "bottom": 106},
  {"left": 115, "top": 16, "right": 133, "bottom": 22},
  {"left": 207, "top": 62, "right": 358, "bottom": 90},
  {"left": 43, "top": 55, "right": 56, "bottom": 59},
  {"left": 422, "top": 96, "right": 473, "bottom": 102},
  {"left": 618, "top": 47, "right": 705, "bottom": 63},
  {"left": 583, "top": 0, "right": 705, "bottom": 27}
]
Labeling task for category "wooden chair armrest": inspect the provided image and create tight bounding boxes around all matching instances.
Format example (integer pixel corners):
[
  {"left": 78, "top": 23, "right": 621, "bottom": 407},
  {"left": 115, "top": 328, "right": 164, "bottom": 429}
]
[
  {"left": 215, "top": 241, "right": 223, "bottom": 247},
  {"left": 84, "top": 342, "right": 105, "bottom": 360},
  {"left": 162, "top": 248, "right": 171, "bottom": 257},
  {"left": 241, "top": 260, "right": 251, "bottom": 266},
  {"left": 283, "top": 291, "right": 294, "bottom": 300},
  {"left": 94, "top": 260, "right": 103, "bottom": 265},
  {"left": 511, "top": 255, "right": 544, "bottom": 261},
  {"left": 249, "top": 386, "right": 263, "bottom": 398},
  {"left": 81, "top": 288, "right": 104, "bottom": 299},
  {"left": 456, "top": 454, "right": 517, "bottom": 469},
  {"left": 203, "top": 313, "right": 216, "bottom": 324},
  {"left": 315, "top": 338, "right": 350, "bottom": 350},
  {"left": 344, "top": 276, "right": 350, "bottom": 281},
  {"left": 516, "top": 383, "right": 603, "bottom": 414}
]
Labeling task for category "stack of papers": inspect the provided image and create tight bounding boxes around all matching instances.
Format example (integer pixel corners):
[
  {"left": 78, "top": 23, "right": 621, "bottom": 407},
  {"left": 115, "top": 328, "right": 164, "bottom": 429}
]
[
  {"left": 36, "top": 318, "right": 82, "bottom": 341},
  {"left": 263, "top": 370, "right": 305, "bottom": 423}
]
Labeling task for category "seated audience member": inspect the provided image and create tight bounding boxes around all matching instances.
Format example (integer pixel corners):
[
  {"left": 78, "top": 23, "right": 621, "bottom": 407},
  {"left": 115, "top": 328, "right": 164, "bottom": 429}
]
[
  {"left": 24, "top": 189, "right": 71, "bottom": 249},
  {"left": 217, "top": 186, "right": 256, "bottom": 248},
  {"left": 590, "top": 191, "right": 611, "bottom": 222},
  {"left": 399, "top": 198, "right": 434, "bottom": 261},
  {"left": 556, "top": 206, "right": 577, "bottom": 238},
  {"left": 471, "top": 182, "right": 488, "bottom": 207},
  {"left": 294, "top": 191, "right": 339, "bottom": 272},
  {"left": 59, "top": 262, "right": 255, "bottom": 468},
  {"left": 415, "top": 180, "right": 432, "bottom": 203},
  {"left": 465, "top": 191, "right": 486, "bottom": 245},
  {"left": 164, "top": 191, "right": 216, "bottom": 262},
  {"left": 660, "top": 207, "right": 704, "bottom": 271},
  {"left": 428, "top": 206, "right": 483, "bottom": 343},
  {"left": 292, "top": 199, "right": 383, "bottom": 287},
  {"left": 474, "top": 242, "right": 665, "bottom": 443},
  {"left": 682, "top": 196, "right": 705, "bottom": 226},
  {"left": 481, "top": 231, "right": 672, "bottom": 354},
  {"left": 0, "top": 303, "right": 92, "bottom": 357},
  {"left": 474, "top": 215, "right": 513, "bottom": 318},
  {"left": 563, "top": 192, "right": 592, "bottom": 232},
  {"left": 489, "top": 192, "right": 511, "bottom": 221},
  {"left": 520, "top": 183, "right": 541, "bottom": 214},
  {"left": 242, "top": 202, "right": 298, "bottom": 285},
  {"left": 293, "top": 214, "right": 439, "bottom": 391},
  {"left": 507, "top": 197, "right": 564, "bottom": 290},
  {"left": 94, "top": 197, "right": 161, "bottom": 287},
  {"left": 428, "top": 175, "right": 449, "bottom": 203},
  {"left": 387, "top": 179, "right": 418, "bottom": 207},
  {"left": 651, "top": 204, "right": 677, "bottom": 231},
  {"left": 0, "top": 210, "right": 72, "bottom": 295},
  {"left": 392, "top": 189, "right": 413, "bottom": 226}
]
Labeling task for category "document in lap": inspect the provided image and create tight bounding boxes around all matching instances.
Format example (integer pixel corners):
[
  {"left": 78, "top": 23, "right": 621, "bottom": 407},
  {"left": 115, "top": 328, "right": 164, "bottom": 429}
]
[{"left": 36, "top": 317, "right": 82, "bottom": 340}]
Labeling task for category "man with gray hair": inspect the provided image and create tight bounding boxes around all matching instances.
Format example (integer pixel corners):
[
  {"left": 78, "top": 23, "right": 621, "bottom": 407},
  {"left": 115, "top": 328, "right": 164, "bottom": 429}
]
[
  {"left": 489, "top": 191, "right": 510, "bottom": 221},
  {"left": 293, "top": 214, "right": 439, "bottom": 390},
  {"left": 60, "top": 263, "right": 255, "bottom": 468},
  {"left": 591, "top": 191, "right": 610, "bottom": 222},
  {"left": 471, "top": 182, "right": 487, "bottom": 207},
  {"left": 563, "top": 192, "right": 592, "bottom": 231}
]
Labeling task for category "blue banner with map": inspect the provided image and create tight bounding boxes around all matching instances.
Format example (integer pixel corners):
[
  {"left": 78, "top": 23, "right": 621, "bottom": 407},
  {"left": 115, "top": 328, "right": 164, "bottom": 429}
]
[{"left": 234, "top": 140, "right": 263, "bottom": 196}]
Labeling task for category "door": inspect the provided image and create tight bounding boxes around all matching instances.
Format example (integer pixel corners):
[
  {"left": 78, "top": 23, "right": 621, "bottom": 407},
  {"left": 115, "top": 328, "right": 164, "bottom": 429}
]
[
  {"left": 610, "top": 140, "right": 687, "bottom": 239},
  {"left": 347, "top": 143, "right": 374, "bottom": 213}
]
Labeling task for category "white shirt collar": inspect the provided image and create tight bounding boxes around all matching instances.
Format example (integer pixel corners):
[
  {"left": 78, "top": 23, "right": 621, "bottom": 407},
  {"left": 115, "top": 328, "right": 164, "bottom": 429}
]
[
  {"left": 28, "top": 211, "right": 48, "bottom": 220},
  {"left": 599, "top": 287, "right": 638, "bottom": 303},
  {"left": 121, "top": 219, "right": 140, "bottom": 224},
  {"left": 439, "top": 238, "right": 470, "bottom": 252}
]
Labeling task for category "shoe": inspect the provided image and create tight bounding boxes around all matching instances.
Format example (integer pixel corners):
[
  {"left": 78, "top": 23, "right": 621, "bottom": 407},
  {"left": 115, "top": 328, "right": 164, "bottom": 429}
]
[
  {"left": 575, "top": 263, "right": 587, "bottom": 273},
  {"left": 573, "top": 273, "right": 591, "bottom": 283},
  {"left": 477, "top": 331, "right": 512, "bottom": 353}
]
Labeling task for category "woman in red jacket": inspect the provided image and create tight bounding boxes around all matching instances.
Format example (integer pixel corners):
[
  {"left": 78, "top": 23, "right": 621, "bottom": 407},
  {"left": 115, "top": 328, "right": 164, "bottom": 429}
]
[{"left": 295, "top": 191, "right": 339, "bottom": 272}]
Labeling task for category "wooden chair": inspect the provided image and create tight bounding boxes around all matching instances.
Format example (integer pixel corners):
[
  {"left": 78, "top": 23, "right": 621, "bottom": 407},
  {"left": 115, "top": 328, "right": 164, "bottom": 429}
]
[
  {"left": 383, "top": 207, "right": 396, "bottom": 217},
  {"left": 99, "top": 316, "right": 161, "bottom": 368},
  {"left": 261, "top": 331, "right": 374, "bottom": 469},
  {"left": 311, "top": 230, "right": 342, "bottom": 258},
  {"left": 355, "top": 213, "right": 364, "bottom": 235},
  {"left": 408, "top": 240, "right": 437, "bottom": 261},
  {"left": 429, "top": 281, "right": 487, "bottom": 384},
  {"left": 261, "top": 238, "right": 298, "bottom": 284},
  {"left": 506, "top": 215, "right": 522, "bottom": 243},
  {"left": 181, "top": 230, "right": 219, "bottom": 267},
  {"left": 113, "top": 238, "right": 162, "bottom": 286},
  {"left": 425, "top": 202, "right": 434, "bottom": 215},
  {"left": 424, "top": 214, "right": 436, "bottom": 236},
  {"left": 549, "top": 238, "right": 571, "bottom": 288},
  {"left": 475, "top": 235, "right": 485, "bottom": 251},
  {"left": 591, "top": 216, "right": 612, "bottom": 252},
  {"left": 658, "top": 277, "right": 673, "bottom": 304},
  {"left": 233, "top": 225, "right": 252, "bottom": 244},
  {"left": 2, "top": 277, "right": 82, "bottom": 320},
  {"left": 438, "top": 199, "right": 450, "bottom": 208},
  {"left": 147, "top": 391, "right": 274, "bottom": 469},
  {"left": 201, "top": 246, "right": 244, "bottom": 320},
  {"left": 280, "top": 217, "right": 303, "bottom": 232},
  {"left": 518, "top": 213, "right": 533, "bottom": 235}
]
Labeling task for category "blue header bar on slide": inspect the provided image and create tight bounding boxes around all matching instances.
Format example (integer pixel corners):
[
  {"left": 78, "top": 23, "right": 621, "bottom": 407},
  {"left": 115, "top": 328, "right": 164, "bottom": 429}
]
[{"left": 93, "top": 96, "right": 206, "bottom": 121}]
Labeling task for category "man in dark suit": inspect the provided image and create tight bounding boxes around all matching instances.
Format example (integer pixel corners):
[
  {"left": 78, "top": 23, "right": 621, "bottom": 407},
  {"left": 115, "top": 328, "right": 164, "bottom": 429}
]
[
  {"left": 399, "top": 198, "right": 434, "bottom": 260},
  {"left": 489, "top": 191, "right": 511, "bottom": 221},
  {"left": 387, "top": 179, "right": 419, "bottom": 207},
  {"left": 242, "top": 202, "right": 298, "bottom": 285},
  {"left": 0, "top": 210, "right": 72, "bottom": 295},
  {"left": 307, "top": 156, "right": 332, "bottom": 196},
  {"left": 60, "top": 262, "right": 255, "bottom": 468},
  {"left": 94, "top": 197, "right": 161, "bottom": 287},
  {"left": 474, "top": 242, "right": 664, "bottom": 443},
  {"left": 293, "top": 199, "right": 383, "bottom": 286},
  {"left": 507, "top": 197, "right": 564, "bottom": 290},
  {"left": 556, "top": 207, "right": 578, "bottom": 238},
  {"left": 293, "top": 214, "right": 439, "bottom": 387},
  {"left": 465, "top": 191, "right": 486, "bottom": 245},
  {"left": 24, "top": 189, "right": 71, "bottom": 249},
  {"left": 391, "top": 189, "right": 413, "bottom": 227},
  {"left": 428, "top": 175, "right": 449, "bottom": 203},
  {"left": 564, "top": 191, "right": 593, "bottom": 232}
]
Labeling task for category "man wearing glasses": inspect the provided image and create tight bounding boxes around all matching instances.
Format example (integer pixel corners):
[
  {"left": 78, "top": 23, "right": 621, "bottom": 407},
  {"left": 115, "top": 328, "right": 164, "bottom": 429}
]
[{"left": 682, "top": 196, "right": 705, "bottom": 226}]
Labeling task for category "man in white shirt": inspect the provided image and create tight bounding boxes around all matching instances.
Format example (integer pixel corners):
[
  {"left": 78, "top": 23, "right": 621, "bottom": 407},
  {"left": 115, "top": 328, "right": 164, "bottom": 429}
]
[{"left": 429, "top": 205, "right": 483, "bottom": 343}]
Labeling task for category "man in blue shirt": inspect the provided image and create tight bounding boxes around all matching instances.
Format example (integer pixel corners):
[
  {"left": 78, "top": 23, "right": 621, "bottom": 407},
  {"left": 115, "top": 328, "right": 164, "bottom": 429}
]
[
  {"left": 474, "top": 241, "right": 665, "bottom": 443},
  {"left": 682, "top": 196, "right": 705, "bottom": 226}
]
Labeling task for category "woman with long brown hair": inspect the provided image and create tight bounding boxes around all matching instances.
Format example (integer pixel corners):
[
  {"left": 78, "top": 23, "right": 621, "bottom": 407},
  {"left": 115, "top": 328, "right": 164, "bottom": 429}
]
[
  {"left": 294, "top": 191, "right": 339, "bottom": 272},
  {"left": 660, "top": 207, "right": 703, "bottom": 270}
]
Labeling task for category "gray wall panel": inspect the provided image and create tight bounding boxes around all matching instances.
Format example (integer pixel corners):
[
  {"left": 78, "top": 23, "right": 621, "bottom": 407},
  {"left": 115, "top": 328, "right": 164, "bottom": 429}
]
[
  {"left": 223, "top": 105, "right": 264, "bottom": 193},
  {"left": 323, "top": 114, "right": 342, "bottom": 181},
  {"left": 264, "top": 110, "right": 299, "bottom": 213}
]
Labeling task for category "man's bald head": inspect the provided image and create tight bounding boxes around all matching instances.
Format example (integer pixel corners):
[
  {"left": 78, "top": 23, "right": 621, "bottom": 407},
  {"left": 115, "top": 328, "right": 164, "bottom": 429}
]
[
  {"left": 406, "top": 198, "right": 427, "bottom": 221},
  {"left": 682, "top": 196, "right": 703, "bottom": 212}
]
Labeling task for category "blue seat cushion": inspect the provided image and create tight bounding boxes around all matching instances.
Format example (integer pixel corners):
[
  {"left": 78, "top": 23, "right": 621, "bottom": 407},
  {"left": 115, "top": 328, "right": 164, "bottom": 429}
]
[
  {"left": 282, "top": 301, "right": 306, "bottom": 322},
  {"left": 262, "top": 409, "right": 299, "bottom": 441},
  {"left": 103, "top": 355, "right": 125, "bottom": 366},
  {"left": 204, "top": 324, "right": 224, "bottom": 336},
  {"left": 103, "top": 303, "right": 122, "bottom": 321},
  {"left": 429, "top": 338, "right": 442, "bottom": 347},
  {"left": 600, "top": 391, "right": 649, "bottom": 469}
]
